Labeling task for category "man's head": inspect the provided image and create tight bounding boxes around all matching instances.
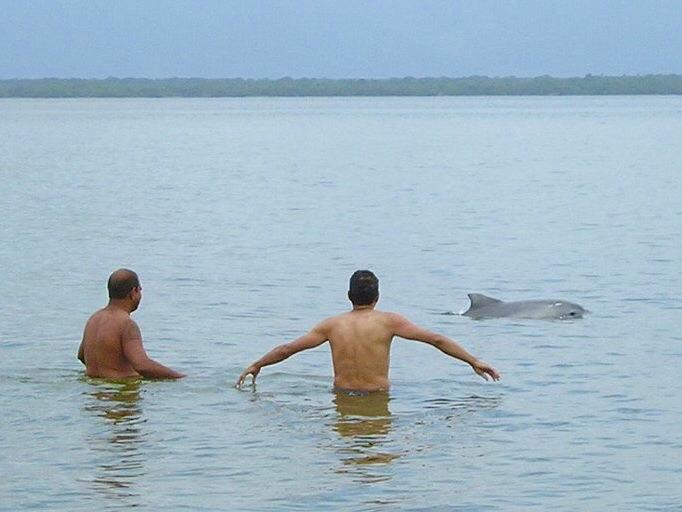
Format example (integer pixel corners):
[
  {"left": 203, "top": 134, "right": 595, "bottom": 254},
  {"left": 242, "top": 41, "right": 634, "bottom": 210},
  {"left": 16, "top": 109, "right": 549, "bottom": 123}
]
[
  {"left": 107, "top": 268, "right": 142, "bottom": 311},
  {"left": 348, "top": 270, "right": 379, "bottom": 307}
]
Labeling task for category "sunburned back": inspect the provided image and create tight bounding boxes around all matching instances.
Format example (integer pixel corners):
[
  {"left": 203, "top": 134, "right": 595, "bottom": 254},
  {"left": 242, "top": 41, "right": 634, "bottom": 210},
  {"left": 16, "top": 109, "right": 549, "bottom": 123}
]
[
  {"left": 327, "top": 310, "right": 394, "bottom": 391},
  {"left": 82, "top": 309, "right": 138, "bottom": 379}
]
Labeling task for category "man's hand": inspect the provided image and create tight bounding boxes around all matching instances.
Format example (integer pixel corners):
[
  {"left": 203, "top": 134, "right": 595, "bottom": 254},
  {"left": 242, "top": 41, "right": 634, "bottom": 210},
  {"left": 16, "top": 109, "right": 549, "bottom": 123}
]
[
  {"left": 471, "top": 359, "right": 501, "bottom": 381},
  {"left": 236, "top": 364, "right": 260, "bottom": 388}
]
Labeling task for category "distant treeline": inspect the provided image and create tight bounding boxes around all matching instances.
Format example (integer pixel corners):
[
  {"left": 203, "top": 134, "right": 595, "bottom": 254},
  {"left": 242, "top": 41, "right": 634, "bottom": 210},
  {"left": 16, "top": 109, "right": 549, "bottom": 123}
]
[{"left": 1, "top": 75, "right": 682, "bottom": 97}]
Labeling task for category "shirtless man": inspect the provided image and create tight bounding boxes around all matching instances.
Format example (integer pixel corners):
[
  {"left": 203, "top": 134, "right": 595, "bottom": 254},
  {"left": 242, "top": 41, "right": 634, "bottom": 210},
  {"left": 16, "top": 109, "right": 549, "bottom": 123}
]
[
  {"left": 77, "top": 269, "right": 185, "bottom": 379},
  {"left": 236, "top": 270, "right": 500, "bottom": 391}
]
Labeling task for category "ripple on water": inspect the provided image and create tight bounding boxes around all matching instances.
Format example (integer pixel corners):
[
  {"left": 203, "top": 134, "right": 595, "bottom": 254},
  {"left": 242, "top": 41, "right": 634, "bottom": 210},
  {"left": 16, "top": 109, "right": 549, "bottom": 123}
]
[{"left": 3, "top": 96, "right": 682, "bottom": 511}]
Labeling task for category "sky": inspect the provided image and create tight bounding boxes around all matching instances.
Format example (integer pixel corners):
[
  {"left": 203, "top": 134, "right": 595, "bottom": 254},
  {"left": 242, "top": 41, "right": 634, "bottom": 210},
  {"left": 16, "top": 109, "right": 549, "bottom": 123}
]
[{"left": 1, "top": 0, "right": 681, "bottom": 79}]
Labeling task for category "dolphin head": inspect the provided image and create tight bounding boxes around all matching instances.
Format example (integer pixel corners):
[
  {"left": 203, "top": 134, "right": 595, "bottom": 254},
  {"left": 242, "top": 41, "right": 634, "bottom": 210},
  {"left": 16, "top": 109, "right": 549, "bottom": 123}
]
[{"left": 550, "top": 301, "right": 587, "bottom": 319}]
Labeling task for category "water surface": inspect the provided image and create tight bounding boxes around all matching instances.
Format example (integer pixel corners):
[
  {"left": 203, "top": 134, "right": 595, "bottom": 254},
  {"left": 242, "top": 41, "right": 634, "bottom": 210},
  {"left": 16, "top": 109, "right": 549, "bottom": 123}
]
[{"left": 1, "top": 96, "right": 681, "bottom": 511}]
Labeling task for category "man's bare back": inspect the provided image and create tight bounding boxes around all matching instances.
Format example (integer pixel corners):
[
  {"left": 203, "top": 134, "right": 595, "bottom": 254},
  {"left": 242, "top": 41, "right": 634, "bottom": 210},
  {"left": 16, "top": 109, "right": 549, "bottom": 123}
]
[
  {"left": 236, "top": 271, "right": 500, "bottom": 391},
  {"left": 322, "top": 308, "right": 395, "bottom": 391},
  {"left": 78, "top": 269, "right": 184, "bottom": 380},
  {"left": 79, "top": 307, "right": 144, "bottom": 379}
]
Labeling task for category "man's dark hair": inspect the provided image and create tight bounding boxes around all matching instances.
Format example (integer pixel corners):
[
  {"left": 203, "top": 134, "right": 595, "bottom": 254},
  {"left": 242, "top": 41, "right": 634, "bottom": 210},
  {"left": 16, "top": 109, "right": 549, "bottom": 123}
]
[
  {"left": 107, "top": 269, "right": 140, "bottom": 299},
  {"left": 348, "top": 270, "right": 379, "bottom": 306}
]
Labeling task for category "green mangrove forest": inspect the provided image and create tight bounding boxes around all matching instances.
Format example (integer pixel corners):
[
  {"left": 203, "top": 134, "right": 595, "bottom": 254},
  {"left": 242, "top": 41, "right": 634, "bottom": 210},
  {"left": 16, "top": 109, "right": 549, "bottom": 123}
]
[{"left": 1, "top": 75, "right": 681, "bottom": 97}]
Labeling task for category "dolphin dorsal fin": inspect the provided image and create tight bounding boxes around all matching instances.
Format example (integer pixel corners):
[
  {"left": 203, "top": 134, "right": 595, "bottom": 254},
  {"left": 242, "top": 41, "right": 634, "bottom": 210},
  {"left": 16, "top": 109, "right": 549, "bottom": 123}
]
[{"left": 467, "top": 293, "right": 503, "bottom": 309}]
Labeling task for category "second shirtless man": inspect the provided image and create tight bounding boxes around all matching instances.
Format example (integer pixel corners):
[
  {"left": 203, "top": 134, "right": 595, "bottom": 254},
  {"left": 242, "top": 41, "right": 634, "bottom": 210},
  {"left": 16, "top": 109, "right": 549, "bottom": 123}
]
[
  {"left": 78, "top": 269, "right": 185, "bottom": 380},
  {"left": 236, "top": 270, "right": 500, "bottom": 391}
]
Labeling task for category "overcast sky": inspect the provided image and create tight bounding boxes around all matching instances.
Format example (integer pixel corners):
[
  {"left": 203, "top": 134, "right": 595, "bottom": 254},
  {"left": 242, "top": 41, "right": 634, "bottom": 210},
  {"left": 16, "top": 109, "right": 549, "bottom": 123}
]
[{"left": 1, "top": 0, "right": 681, "bottom": 79}]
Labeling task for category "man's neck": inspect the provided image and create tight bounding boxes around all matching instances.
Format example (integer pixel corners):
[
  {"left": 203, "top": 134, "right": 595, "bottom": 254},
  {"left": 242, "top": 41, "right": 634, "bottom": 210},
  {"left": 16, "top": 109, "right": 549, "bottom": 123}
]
[
  {"left": 352, "top": 304, "right": 376, "bottom": 312},
  {"left": 106, "top": 300, "right": 133, "bottom": 314}
]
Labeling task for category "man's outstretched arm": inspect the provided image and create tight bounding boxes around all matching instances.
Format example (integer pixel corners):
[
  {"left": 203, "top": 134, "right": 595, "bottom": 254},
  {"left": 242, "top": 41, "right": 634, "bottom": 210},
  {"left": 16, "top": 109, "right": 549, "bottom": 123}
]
[
  {"left": 390, "top": 314, "right": 501, "bottom": 381},
  {"left": 236, "top": 324, "right": 328, "bottom": 388}
]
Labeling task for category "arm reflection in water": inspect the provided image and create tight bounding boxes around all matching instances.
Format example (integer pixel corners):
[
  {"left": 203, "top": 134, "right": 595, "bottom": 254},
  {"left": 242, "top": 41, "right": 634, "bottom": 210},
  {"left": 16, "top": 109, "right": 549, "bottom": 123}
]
[
  {"left": 83, "top": 378, "right": 146, "bottom": 505},
  {"left": 333, "top": 390, "right": 401, "bottom": 479}
]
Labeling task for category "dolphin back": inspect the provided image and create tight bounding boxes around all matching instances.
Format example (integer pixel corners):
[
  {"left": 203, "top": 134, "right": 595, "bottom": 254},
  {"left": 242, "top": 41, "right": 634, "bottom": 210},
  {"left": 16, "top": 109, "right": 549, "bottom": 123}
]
[{"left": 462, "top": 293, "right": 586, "bottom": 320}]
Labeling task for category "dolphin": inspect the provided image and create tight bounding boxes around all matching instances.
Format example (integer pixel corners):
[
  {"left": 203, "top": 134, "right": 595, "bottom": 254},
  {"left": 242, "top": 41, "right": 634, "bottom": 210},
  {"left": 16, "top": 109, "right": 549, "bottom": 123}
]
[{"left": 461, "top": 293, "right": 587, "bottom": 320}]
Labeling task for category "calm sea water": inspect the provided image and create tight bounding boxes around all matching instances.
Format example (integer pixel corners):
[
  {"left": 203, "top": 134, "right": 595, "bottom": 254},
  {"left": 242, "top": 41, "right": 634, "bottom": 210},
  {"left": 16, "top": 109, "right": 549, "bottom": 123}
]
[{"left": 1, "top": 97, "right": 681, "bottom": 511}]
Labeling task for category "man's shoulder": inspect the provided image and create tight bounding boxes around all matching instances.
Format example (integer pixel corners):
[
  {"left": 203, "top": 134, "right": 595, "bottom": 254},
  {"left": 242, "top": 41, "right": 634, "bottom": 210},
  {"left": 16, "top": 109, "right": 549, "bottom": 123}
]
[
  {"left": 313, "top": 312, "right": 354, "bottom": 331},
  {"left": 88, "top": 308, "right": 134, "bottom": 327},
  {"left": 85, "top": 308, "right": 106, "bottom": 326},
  {"left": 373, "top": 310, "right": 407, "bottom": 322},
  {"left": 315, "top": 314, "right": 343, "bottom": 328},
  {"left": 88, "top": 307, "right": 106, "bottom": 319}
]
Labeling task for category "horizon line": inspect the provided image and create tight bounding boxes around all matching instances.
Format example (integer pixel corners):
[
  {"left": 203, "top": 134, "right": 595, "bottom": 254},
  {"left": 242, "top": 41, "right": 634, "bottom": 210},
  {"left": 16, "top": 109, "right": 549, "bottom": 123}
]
[{"left": 2, "top": 73, "right": 682, "bottom": 81}]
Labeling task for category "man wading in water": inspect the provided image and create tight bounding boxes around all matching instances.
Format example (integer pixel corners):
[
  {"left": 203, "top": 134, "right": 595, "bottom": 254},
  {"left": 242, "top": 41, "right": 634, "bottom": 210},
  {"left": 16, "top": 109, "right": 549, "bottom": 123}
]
[
  {"left": 236, "top": 270, "right": 500, "bottom": 391},
  {"left": 78, "top": 269, "right": 185, "bottom": 379}
]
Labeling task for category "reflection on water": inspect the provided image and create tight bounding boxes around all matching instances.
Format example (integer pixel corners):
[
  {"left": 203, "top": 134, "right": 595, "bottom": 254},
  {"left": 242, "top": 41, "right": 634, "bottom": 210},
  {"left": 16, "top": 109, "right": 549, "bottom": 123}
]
[
  {"left": 332, "top": 391, "right": 400, "bottom": 482},
  {"left": 83, "top": 378, "right": 146, "bottom": 504}
]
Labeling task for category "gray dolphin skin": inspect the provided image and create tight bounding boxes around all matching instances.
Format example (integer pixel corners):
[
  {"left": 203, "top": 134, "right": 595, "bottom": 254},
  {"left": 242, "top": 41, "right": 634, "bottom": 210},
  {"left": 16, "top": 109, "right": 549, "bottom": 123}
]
[{"left": 461, "top": 293, "right": 587, "bottom": 320}]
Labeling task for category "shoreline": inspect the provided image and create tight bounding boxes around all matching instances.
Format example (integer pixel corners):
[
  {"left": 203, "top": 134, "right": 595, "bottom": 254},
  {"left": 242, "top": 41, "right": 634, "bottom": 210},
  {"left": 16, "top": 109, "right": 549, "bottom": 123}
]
[{"left": 2, "top": 75, "right": 682, "bottom": 98}]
